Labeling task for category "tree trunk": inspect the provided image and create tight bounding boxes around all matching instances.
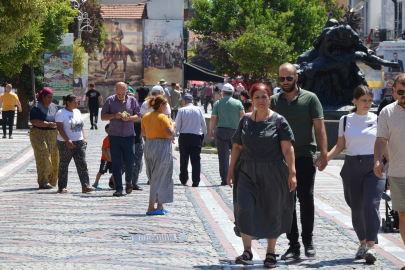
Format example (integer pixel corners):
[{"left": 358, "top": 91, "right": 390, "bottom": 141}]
[
  {"left": 16, "top": 86, "right": 29, "bottom": 129},
  {"left": 15, "top": 65, "right": 29, "bottom": 129},
  {"left": 31, "top": 62, "right": 36, "bottom": 104}
]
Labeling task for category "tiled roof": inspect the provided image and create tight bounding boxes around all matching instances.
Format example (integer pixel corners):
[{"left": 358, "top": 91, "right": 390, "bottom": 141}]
[{"left": 100, "top": 4, "right": 147, "bottom": 19}]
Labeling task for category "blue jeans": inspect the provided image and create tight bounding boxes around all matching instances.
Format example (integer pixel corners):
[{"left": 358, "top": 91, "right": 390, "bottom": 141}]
[{"left": 109, "top": 136, "right": 135, "bottom": 193}]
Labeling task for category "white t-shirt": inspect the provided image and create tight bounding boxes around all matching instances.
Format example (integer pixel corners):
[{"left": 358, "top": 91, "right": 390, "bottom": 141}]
[
  {"left": 55, "top": 108, "right": 84, "bottom": 141},
  {"left": 372, "top": 89, "right": 383, "bottom": 100},
  {"left": 338, "top": 112, "right": 377, "bottom": 156},
  {"left": 140, "top": 102, "right": 171, "bottom": 116}
]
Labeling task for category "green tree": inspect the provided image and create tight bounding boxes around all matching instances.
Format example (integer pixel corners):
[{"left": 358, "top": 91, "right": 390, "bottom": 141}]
[
  {"left": 0, "top": 0, "right": 76, "bottom": 128},
  {"left": 188, "top": 0, "right": 342, "bottom": 83},
  {"left": 0, "top": 0, "right": 52, "bottom": 54}
]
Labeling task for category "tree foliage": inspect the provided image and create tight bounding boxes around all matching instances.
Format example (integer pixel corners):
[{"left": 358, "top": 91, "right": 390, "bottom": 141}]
[
  {"left": 0, "top": 0, "right": 76, "bottom": 76},
  {"left": 73, "top": 39, "right": 88, "bottom": 78},
  {"left": 188, "top": 0, "right": 342, "bottom": 82},
  {"left": 0, "top": 0, "right": 52, "bottom": 54},
  {"left": 68, "top": 0, "right": 108, "bottom": 58}
]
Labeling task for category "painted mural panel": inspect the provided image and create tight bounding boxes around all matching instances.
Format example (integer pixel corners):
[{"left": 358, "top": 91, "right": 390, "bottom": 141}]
[
  {"left": 44, "top": 34, "right": 74, "bottom": 101},
  {"left": 143, "top": 20, "right": 183, "bottom": 85},
  {"left": 89, "top": 19, "right": 142, "bottom": 85}
]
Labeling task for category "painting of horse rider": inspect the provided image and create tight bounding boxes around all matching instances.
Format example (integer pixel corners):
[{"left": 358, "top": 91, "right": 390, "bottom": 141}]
[{"left": 88, "top": 19, "right": 142, "bottom": 86}]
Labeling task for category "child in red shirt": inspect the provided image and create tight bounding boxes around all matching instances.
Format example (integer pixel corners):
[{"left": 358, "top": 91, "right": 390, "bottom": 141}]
[{"left": 92, "top": 124, "right": 113, "bottom": 189}]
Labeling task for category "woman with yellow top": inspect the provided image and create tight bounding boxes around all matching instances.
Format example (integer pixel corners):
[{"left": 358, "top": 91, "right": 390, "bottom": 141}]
[
  {"left": 0, "top": 84, "right": 22, "bottom": 139},
  {"left": 141, "top": 94, "right": 176, "bottom": 215}
]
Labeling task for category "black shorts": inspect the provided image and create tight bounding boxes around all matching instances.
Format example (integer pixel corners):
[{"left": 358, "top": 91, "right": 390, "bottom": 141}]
[{"left": 99, "top": 159, "right": 112, "bottom": 174}]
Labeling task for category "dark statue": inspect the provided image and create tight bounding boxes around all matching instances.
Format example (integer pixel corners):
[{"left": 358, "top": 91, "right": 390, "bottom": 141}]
[{"left": 295, "top": 19, "right": 399, "bottom": 106}]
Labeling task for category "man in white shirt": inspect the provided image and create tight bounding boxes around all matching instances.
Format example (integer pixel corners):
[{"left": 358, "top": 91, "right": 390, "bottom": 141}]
[
  {"left": 374, "top": 74, "right": 405, "bottom": 257},
  {"left": 140, "top": 85, "right": 171, "bottom": 118},
  {"left": 174, "top": 93, "right": 207, "bottom": 187}
]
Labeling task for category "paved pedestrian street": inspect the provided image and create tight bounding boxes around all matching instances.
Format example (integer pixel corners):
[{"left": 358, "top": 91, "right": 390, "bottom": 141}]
[{"left": 1, "top": 112, "right": 405, "bottom": 269}]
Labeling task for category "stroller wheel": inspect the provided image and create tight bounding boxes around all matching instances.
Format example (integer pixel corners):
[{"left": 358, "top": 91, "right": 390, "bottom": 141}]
[{"left": 382, "top": 218, "right": 387, "bottom": 232}]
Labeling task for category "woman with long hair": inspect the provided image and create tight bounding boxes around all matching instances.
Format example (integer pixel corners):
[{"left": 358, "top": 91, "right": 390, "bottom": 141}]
[
  {"left": 141, "top": 95, "right": 176, "bottom": 215},
  {"left": 319, "top": 85, "right": 385, "bottom": 263}
]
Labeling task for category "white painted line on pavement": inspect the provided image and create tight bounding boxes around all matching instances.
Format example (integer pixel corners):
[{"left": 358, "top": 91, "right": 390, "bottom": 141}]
[
  {"left": 315, "top": 197, "right": 405, "bottom": 263},
  {"left": 0, "top": 149, "right": 34, "bottom": 178},
  {"left": 188, "top": 164, "right": 263, "bottom": 264}
]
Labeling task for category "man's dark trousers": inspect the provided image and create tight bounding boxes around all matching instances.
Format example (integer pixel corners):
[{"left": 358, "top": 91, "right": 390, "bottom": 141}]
[
  {"left": 287, "top": 156, "right": 316, "bottom": 247},
  {"left": 215, "top": 128, "right": 235, "bottom": 182},
  {"left": 179, "top": 133, "right": 203, "bottom": 184},
  {"left": 89, "top": 106, "right": 99, "bottom": 127},
  {"left": 204, "top": 96, "right": 213, "bottom": 113}
]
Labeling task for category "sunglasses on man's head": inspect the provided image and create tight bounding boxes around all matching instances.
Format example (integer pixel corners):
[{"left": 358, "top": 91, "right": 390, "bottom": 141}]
[
  {"left": 397, "top": 90, "right": 405, "bottom": 96},
  {"left": 278, "top": 76, "right": 295, "bottom": 82}
]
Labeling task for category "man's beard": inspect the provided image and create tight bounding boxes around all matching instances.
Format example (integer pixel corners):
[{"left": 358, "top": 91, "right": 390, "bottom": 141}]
[{"left": 282, "top": 79, "right": 297, "bottom": 93}]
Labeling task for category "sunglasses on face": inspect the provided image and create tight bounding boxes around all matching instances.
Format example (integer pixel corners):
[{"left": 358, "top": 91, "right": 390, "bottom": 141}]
[
  {"left": 397, "top": 90, "right": 405, "bottom": 96},
  {"left": 278, "top": 76, "right": 295, "bottom": 82}
]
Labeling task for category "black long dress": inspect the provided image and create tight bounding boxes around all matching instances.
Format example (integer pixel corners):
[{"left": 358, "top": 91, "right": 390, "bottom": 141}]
[{"left": 232, "top": 113, "right": 295, "bottom": 239}]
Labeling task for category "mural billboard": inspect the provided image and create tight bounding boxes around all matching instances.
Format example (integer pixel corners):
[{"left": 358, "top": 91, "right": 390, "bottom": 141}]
[
  {"left": 44, "top": 33, "right": 74, "bottom": 103},
  {"left": 89, "top": 19, "right": 142, "bottom": 86},
  {"left": 144, "top": 20, "right": 183, "bottom": 85},
  {"left": 73, "top": 55, "right": 88, "bottom": 108},
  {"left": 381, "top": 42, "right": 405, "bottom": 88}
]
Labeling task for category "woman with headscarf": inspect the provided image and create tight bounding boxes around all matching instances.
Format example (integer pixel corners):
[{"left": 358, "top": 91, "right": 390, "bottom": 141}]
[
  {"left": 141, "top": 95, "right": 176, "bottom": 215},
  {"left": 29, "top": 88, "right": 59, "bottom": 189}
]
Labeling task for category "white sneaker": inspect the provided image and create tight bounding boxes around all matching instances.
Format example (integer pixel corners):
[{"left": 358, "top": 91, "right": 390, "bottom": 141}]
[
  {"left": 364, "top": 247, "right": 377, "bottom": 263},
  {"left": 355, "top": 244, "right": 366, "bottom": 259}
]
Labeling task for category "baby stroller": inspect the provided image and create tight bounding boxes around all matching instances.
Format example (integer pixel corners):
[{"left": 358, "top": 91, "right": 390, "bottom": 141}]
[{"left": 382, "top": 174, "right": 399, "bottom": 232}]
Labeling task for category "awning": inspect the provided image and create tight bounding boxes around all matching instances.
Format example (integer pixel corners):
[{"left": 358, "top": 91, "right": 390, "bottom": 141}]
[{"left": 183, "top": 62, "right": 225, "bottom": 83}]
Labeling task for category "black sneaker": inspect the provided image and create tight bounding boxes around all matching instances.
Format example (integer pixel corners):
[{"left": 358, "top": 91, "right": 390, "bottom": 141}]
[
  {"left": 192, "top": 182, "right": 199, "bottom": 187},
  {"left": 220, "top": 181, "right": 227, "bottom": 186},
  {"left": 90, "top": 126, "right": 94, "bottom": 130},
  {"left": 304, "top": 243, "right": 316, "bottom": 257},
  {"left": 94, "top": 123, "right": 98, "bottom": 130},
  {"left": 281, "top": 246, "right": 300, "bottom": 260}
]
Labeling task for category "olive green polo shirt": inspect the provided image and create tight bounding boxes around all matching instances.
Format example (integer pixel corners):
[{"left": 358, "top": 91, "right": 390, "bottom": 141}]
[
  {"left": 270, "top": 89, "right": 323, "bottom": 159},
  {"left": 212, "top": 96, "right": 244, "bottom": 130}
]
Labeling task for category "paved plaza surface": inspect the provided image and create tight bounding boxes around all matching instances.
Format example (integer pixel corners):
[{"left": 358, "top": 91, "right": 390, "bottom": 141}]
[{"left": 1, "top": 109, "right": 405, "bottom": 269}]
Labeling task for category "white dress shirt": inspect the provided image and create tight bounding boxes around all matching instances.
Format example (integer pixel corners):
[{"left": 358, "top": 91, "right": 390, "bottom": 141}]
[{"left": 174, "top": 103, "right": 207, "bottom": 136}]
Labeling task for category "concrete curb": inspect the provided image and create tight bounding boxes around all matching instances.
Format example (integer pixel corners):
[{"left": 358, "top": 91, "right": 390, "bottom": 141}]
[{"left": 174, "top": 147, "right": 346, "bottom": 160}]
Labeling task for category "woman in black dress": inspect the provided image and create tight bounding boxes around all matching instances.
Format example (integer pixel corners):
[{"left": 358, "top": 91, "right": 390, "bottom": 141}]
[{"left": 227, "top": 83, "right": 297, "bottom": 268}]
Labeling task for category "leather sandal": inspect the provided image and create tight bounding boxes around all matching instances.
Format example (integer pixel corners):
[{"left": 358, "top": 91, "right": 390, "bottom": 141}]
[
  {"left": 133, "top": 185, "right": 143, "bottom": 191},
  {"left": 82, "top": 187, "right": 95, "bottom": 193},
  {"left": 264, "top": 253, "right": 279, "bottom": 268},
  {"left": 235, "top": 250, "right": 253, "bottom": 265},
  {"left": 57, "top": 188, "right": 67, "bottom": 194},
  {"left": 125, "top": 182, "right": 133, "bottom": 194}
]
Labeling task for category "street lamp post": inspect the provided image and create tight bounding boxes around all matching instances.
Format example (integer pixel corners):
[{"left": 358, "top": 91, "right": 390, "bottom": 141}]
[{"left": 69, "top": 0, "right": 93, "bottom": 40}]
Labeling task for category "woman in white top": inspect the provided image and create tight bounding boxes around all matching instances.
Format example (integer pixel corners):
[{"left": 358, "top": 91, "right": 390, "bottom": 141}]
[
  {"left": 55, "top": 94, "right": 95, "bottom": 194},
  {"left": 321, "top": 85, "right": 385, "bottom": 263}
]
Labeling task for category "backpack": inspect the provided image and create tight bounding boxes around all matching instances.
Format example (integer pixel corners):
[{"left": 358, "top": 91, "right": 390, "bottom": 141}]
[{"left": 242, "top": 112, "right": 282, "bottom": 129}]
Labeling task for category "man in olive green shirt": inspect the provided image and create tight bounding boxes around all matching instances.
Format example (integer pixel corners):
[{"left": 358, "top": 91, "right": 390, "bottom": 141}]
[
  {"left": 271, "top": 63, "right": 327, "bottom": 260},
  {"left": 210, "top": 83, "right": 245, "bottom": 185}
]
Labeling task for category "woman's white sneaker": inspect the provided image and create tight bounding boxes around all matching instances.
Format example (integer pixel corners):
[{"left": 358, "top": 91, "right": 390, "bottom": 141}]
[
  {"left": 355, "top": 244, "right": 366, "bottom": 259},
  {"left": 364, "top": 247, "right": 377, "bottom": 263}
]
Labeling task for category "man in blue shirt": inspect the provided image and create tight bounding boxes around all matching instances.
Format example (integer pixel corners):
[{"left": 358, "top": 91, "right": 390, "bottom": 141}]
[{"left": 174, "top": 93, "right": 207, "bottom": 187}]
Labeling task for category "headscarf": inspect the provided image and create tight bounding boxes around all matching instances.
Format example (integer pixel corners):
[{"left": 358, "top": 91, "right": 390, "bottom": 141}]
[{"left": 36, "top": 88, "right": 53, "bottom": 102}]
